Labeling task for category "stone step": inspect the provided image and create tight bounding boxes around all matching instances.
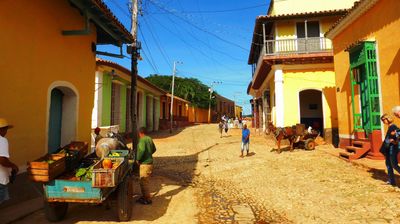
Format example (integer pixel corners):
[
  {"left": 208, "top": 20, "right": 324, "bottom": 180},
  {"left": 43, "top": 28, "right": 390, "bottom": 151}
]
[
  {"left": 353, "top": 140, "right": 369, "bottom": 148},
  {"left": 339, "top": 152, "right": 351, "bottom": 159},
  {"left": 345, "top": 146, "right": 360, "bottom": 153}
]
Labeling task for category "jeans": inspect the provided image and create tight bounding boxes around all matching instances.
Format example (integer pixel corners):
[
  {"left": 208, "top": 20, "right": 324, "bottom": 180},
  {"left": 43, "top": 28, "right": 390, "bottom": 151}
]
[
  {"left": 0, "top": 184, "right": 9, "bottom": 204},
  {"left": 385, "top": 144, "right": 400, "bottom": 185}
]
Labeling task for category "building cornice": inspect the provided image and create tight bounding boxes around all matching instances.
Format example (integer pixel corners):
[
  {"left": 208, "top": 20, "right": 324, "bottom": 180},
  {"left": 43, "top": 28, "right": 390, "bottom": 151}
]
[{"left": 326, "top": 0, "right": 380, "bottom": 39}]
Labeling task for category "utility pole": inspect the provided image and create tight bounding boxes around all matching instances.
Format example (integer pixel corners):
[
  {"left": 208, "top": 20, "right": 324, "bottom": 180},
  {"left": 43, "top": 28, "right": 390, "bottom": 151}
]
[
  {"left": 130, "top": 0, "right": 140, "bottom": 154},
  {"left": 208, "top": 81, "right": 221, "bottom": 123},
  {"left": 170, "top": 61, "right": 182, "bottom": 133}
]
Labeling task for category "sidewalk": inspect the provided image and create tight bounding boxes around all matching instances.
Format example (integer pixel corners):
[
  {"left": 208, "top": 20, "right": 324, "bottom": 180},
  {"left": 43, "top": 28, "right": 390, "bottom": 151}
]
[{"left": 0, "top": 172, "right": 43, "bottom": 224}]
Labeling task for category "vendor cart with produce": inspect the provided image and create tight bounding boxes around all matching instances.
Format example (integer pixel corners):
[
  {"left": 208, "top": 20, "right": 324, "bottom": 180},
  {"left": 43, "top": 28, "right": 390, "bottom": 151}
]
[{"left": 27, "top": 139, "right": 134, "bottom": 222}]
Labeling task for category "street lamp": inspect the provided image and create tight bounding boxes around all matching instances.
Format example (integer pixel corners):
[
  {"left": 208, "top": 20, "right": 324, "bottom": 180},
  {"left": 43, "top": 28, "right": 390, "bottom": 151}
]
[
  {"left": 170, "top": 61, "right": 183, "bottom": 133},
  {"left": 208, "top": 81, "right": 221, "bottom": 123}
]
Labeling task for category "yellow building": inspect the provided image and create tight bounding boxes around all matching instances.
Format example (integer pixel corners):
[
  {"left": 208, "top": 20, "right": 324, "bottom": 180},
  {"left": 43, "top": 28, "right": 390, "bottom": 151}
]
[
  {"left": 235, "top": 105, "right": 243, "bottom": 119},
  {"left": 0, "top": 1, "right": 132, "bottom": 169},
  {"left": 326, "top": 0, "right": 400, "bottom": 159},
  {"left": 247, "top": 0, "right": 357, "bottom": 144}
]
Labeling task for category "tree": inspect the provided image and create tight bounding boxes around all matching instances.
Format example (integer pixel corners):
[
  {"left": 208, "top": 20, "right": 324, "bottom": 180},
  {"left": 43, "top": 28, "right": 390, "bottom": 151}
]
[{"left": 146, "top": 75, "right": 216, "bottom": 109}]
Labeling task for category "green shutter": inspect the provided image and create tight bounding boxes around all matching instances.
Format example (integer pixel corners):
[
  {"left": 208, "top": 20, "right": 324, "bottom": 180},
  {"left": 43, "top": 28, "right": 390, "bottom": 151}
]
[{"left": 349, "top": 41, "right": 381, "bottom": 136}]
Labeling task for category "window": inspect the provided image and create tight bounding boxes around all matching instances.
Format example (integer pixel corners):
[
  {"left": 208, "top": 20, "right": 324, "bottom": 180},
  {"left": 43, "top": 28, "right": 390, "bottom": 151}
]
[
  {"left": 296, "top": 21, "right": 320, "bottom": 38},
  {"left": 126, "top": 88, "right": 131, "bottom": 132},
  {"left": 111, "top": 83, "right": 121, "bottom": 126}
]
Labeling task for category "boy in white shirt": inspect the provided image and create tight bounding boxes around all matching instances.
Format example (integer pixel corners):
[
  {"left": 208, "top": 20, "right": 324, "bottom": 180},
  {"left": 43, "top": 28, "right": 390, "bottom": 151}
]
[{"left": 0, "top": 118, "right": 18, "bottom": 204}]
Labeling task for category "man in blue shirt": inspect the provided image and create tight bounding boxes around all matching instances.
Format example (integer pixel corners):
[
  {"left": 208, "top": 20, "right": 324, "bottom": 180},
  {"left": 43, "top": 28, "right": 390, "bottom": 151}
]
[{"left": 240, "top": 124, "right": 250, "bottom": 157}]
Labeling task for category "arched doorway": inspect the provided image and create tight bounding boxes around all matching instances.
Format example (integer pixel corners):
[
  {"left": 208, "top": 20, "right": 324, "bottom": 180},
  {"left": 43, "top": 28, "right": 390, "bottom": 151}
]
[
  {"left": 299, "top": 90, "right": 323, "bottom": 135},
  {"left": 48, "top": 86, "right": 77, "bottom": 153}
]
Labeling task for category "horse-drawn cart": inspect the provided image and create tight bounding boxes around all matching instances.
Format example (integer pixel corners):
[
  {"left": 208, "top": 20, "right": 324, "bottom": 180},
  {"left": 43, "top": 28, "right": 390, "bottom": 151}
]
[{"left": 268, "top": 123, "right": 319, "bottom": 153}]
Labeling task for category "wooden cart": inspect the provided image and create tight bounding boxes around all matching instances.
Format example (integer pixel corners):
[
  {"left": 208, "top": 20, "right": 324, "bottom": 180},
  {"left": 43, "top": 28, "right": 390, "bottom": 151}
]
[
  {"left": 293, "top": 124, "right": 319, "bottom": 150},
  {"left": 42, "top": 150, "right": 133, "bottom": 222}
]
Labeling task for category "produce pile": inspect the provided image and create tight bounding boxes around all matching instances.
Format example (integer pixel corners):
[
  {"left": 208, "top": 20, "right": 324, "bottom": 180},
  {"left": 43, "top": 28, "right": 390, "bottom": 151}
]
[{"left": 59, "top": 151, "right": 125, "bottom": 181}]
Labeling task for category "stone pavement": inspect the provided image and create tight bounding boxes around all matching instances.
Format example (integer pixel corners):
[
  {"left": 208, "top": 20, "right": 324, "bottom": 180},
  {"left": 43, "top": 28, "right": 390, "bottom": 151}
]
[{"left": 2, "top": 124, "right": 400, "bottom": 223}]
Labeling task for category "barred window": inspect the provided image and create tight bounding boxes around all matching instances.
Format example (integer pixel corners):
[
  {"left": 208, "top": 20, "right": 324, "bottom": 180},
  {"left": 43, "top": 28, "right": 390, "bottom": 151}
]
[{"left": 111, "top": 83, "right": 121, "bottom": 126}]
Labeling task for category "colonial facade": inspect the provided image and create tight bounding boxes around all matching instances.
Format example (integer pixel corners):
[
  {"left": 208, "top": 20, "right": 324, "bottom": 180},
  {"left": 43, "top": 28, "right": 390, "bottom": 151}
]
[
  {"left": 247, "top": 0, "right": 357, "bottom": 144},
  {"left": 159, "top": 94, "right": 190, "bottom": 130},
  {"left": 0, "top": 0, "right": 132, "bottom": 168},
  {"left": 213, "top": 94, "right": 235, "bottom": 122},
  {"left": 93, "top": 59, "right": 165, "bottom": 134},
  {"left": 326, "top": 0, "right": 400, "bottom": 159}
]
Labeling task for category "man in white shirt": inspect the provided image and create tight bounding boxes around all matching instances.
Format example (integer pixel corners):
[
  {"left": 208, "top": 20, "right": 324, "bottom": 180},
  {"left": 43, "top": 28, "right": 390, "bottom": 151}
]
[{"left": 0, "top": 118, "right": 18, "bottom": 204}]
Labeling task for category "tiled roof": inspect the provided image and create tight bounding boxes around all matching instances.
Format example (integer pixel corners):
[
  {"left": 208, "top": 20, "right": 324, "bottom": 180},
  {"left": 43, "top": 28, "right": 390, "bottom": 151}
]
[
  {"left": 166, "top": 93, "right": 191, "bottom": 104},
  {"left": 92, "top": 0, "right": 133, "bottom": 42},
  {"left": 70, "top": 0, "right": 133, "bottom": 44},
  {"left": 325, "top": 0, "right": 380, "bottom": 38},
  {"left": 258, "top": 8, "right": 348, "bottom": 20},
  {"left": 96, "top": 58, "right": 166, "bottom": 95}
]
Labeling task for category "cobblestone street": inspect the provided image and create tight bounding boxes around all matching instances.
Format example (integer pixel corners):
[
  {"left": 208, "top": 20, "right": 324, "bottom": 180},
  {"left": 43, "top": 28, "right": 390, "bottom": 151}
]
[{"left": 15, "top": 124, "right": 400, "bottom": 223}]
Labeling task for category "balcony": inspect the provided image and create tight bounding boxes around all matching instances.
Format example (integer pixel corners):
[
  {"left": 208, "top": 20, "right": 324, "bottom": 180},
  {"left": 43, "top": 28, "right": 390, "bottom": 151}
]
[
  {"left": 251, "top": 37, "right": 333, "bottom": 89},
  {"left": 264, "top": 37, "right": 332, "bottom": 56}
]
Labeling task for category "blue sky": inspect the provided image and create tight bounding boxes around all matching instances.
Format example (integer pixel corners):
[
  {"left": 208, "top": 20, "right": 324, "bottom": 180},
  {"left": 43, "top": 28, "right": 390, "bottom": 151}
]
[{"left": 98, "top": 0, "right": 271, "bottom": 115}]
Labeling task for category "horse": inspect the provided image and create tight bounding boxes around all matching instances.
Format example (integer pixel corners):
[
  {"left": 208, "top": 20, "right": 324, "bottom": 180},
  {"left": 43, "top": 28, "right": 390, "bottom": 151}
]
[{"left": 267, "top": 122, "right": 296, "bottom": 154}]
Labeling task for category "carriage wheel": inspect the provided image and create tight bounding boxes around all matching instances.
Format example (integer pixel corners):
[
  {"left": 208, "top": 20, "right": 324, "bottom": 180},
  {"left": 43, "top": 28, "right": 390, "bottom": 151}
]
[
  {"left": 44, "top": 200, "right": 68, "bottom": 222},
  {"left": 304, "top": 138, "right": 316, "bottom": 150},
  {"left": 117, "top": 176, "right": 132, "bottom": 221}
]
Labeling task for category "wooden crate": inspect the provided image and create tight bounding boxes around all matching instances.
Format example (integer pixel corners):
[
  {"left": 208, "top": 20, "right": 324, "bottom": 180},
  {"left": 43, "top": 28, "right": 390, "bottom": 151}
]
[
  {"left": 65, "top": 141, "right": 88, "bottom": 160},
  {"left": 92, "top": 158, "right": 126, "bottom": 188},
  {"left": 27, "top": 154, "right": 66, "bottom": 182}
]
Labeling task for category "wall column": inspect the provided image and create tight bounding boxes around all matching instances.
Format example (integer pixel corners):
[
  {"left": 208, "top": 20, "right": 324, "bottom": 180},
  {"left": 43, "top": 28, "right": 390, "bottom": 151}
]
[
  {"left": 275, "top": 69, "right": 284, "bottom": 127},
  {"left": 146, "top": 95, "right": 154, "bottom": 132}
]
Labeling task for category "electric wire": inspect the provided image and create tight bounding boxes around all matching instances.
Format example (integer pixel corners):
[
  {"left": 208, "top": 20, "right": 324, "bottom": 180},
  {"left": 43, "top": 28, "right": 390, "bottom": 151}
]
[
  {"left": 138, "top": 25, "right": 160, "bottom": 73},
  {"left": 142, "top": 16, "right": 174, "bottom": 71},
  {"left": 147, "top": 0, "right": 249, "bottom": 52},
  {"left": 151, "top": 3, "right": 267, "bottom": 14}
]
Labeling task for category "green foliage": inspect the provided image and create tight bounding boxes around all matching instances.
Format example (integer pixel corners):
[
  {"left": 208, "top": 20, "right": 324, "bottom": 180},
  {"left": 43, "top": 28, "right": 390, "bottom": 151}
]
[{"left": 146, "top": 74, "right": 216, "bottom": 109}]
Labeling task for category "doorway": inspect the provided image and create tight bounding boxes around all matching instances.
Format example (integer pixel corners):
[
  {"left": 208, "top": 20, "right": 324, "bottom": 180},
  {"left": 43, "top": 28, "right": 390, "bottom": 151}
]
[
  {"left": 299, "top": 90, "right": 323, "bottom": 135},
  {"left": 48, "top": 86, "right": 77, "bottom": 153}
]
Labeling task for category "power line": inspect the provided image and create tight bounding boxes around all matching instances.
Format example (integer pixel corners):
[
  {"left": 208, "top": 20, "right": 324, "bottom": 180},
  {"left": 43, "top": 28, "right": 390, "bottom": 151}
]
[
  {"left": 147, "top": 0, "right": 249, "bottom": 52},
  {"left": 152, "top": 3, "right": 267, "bottom": 14},
  {"left": 138, "top": 25, "right": 160, "bottom": 73},
  {"left": 147, "top": 13, "right": 248, "bottom": 75},
  {"left": 142, "top": 16, "right": 173, "bottom": 71}
]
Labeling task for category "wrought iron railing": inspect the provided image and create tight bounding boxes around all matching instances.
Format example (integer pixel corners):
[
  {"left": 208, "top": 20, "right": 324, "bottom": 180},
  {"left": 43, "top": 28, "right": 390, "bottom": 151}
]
[{"left": 263, "top": 37, "right": 333, "bottom": 56}]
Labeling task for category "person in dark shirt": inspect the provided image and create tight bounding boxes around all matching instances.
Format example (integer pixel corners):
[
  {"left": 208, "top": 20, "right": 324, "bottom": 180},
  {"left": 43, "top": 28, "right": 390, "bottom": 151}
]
[
  {"left": 136, "top": 127, "right": 156, "bottom": 205},
  {"left": 380, "top": 114, "right": 400, "bottom": 186}
]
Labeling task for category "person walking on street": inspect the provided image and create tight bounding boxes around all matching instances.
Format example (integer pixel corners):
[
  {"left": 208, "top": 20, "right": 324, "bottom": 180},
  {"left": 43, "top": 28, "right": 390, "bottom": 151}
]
[
  {"left": 218, "top": 120, "right": 224, "bottom": 138},
  {"left": 240, "top": 124, "right": 250, "bottom": 157},
  {"left": 136, "top": 127, "right": 157, "bottom": 205},
  {"left": 0, "top": 118, "right": 18, "bottom": 204},
  {"left": 380, "top": 114, "right": 400, "bottom": 186},
  {"left": 223, "top": 121, "right": 229, "bottom": 136}
]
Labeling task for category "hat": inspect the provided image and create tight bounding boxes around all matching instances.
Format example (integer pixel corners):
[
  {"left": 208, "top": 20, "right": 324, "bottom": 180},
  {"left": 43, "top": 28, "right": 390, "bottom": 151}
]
[{"left": 0, "top": 118, "right": 13, "bottom": 129}]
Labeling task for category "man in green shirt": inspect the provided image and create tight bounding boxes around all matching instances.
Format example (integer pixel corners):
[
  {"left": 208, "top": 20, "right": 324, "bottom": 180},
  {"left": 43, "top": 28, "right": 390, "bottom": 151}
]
[{"left": 136, "top": 127, "right": 156, "bottom": 205}]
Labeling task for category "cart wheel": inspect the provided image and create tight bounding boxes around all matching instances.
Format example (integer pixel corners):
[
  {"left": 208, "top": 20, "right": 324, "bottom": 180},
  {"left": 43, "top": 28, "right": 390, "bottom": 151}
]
[
  {"left": 304, "top": 138, "right": 316, "bottom": 150},
  {"left": 117, "top": 176, "right": 132, "bottom": 221},
  {"left": 44, "top": 201, "right": 68, "bottom": 222}
]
